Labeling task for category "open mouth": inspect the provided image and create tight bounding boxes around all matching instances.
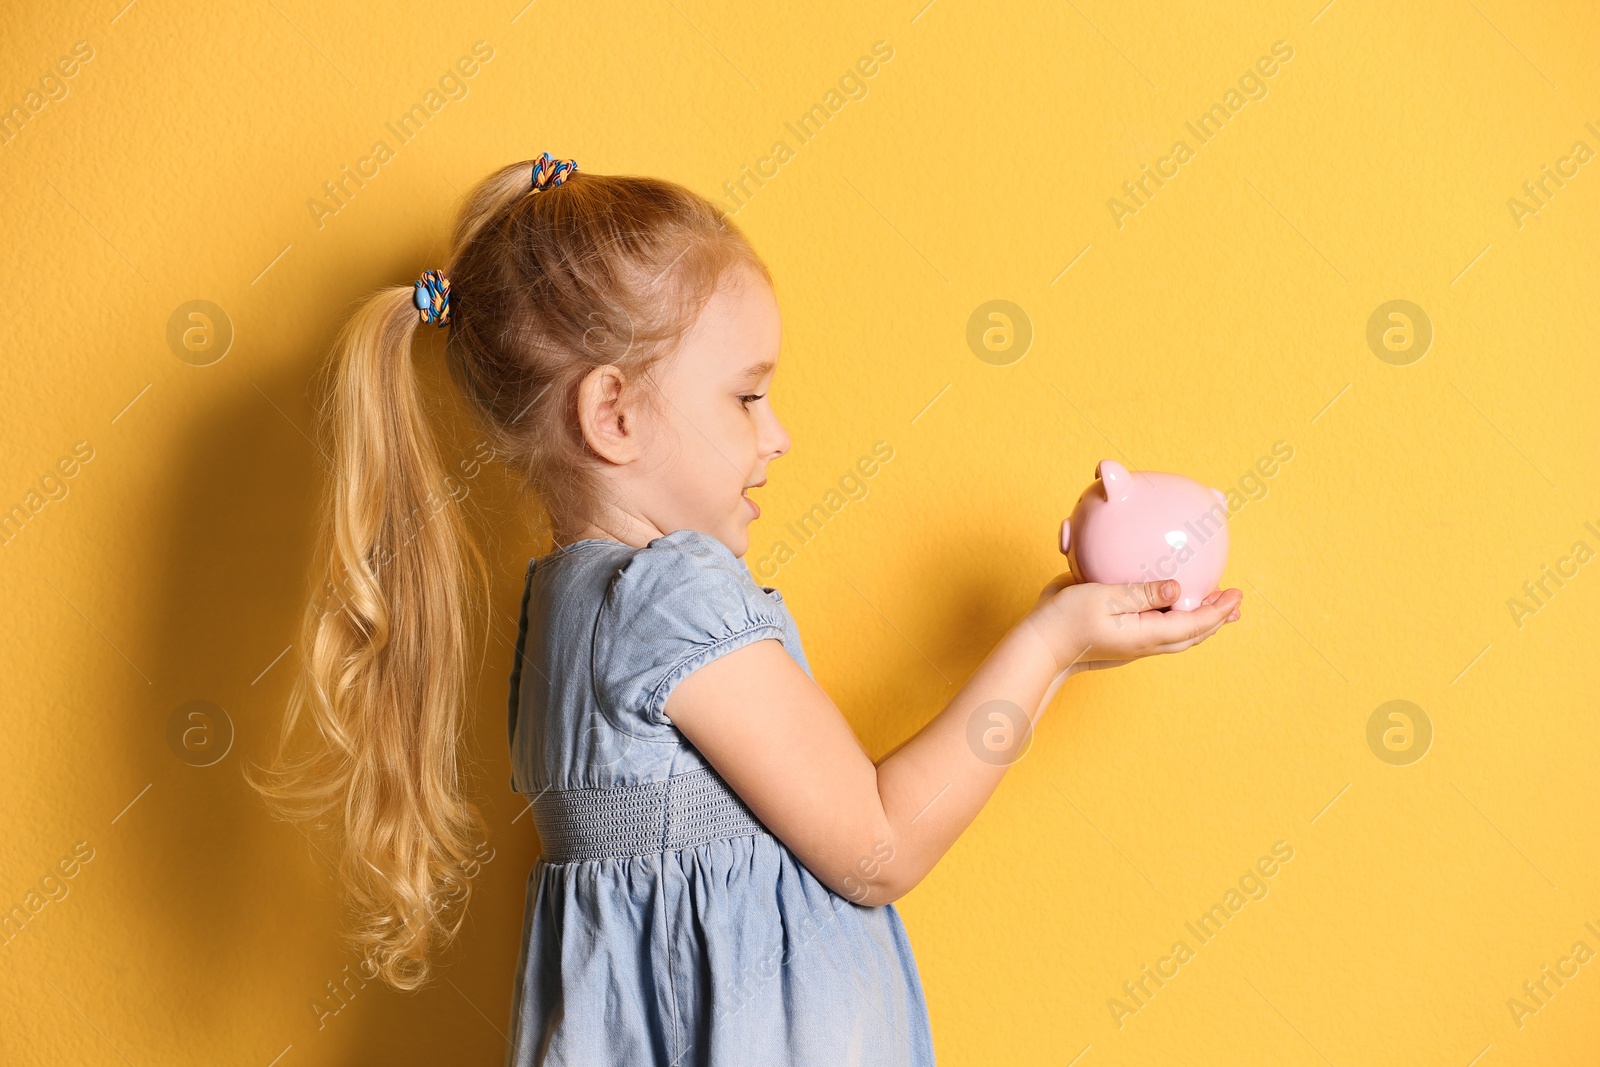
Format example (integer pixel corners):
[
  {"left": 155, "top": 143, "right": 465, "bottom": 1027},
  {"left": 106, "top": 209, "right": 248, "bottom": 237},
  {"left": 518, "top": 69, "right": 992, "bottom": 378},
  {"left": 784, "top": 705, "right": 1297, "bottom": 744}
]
[{"left": 742, "top": 479, "right": 764, "bottom": 518}]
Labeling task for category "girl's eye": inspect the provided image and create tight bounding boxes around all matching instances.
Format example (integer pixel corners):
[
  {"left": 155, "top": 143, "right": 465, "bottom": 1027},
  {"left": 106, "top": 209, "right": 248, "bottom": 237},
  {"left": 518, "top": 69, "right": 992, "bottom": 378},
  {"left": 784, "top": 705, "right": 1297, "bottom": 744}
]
[{"left": 739, "top": 393, "right": 766, "bottom": 407}]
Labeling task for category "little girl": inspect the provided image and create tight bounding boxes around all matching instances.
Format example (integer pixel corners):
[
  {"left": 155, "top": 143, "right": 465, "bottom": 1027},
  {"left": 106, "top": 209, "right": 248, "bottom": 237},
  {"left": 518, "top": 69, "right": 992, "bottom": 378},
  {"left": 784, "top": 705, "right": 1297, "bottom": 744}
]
[{"left": 251, "top": 152, "right": 1242, "bottom": 1066}]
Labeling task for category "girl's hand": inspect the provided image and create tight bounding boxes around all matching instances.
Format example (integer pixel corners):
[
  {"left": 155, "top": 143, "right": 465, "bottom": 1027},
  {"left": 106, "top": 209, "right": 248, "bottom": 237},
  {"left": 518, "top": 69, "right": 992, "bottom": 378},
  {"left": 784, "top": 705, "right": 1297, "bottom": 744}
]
[{"left": 1025, "top": 570, "right": 1242, "bottom": 679}]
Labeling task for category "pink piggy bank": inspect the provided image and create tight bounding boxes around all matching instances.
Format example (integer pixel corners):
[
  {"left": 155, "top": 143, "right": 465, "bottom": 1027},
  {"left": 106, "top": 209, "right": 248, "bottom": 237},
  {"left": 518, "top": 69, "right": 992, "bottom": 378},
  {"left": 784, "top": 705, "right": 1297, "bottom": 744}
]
[{"left": 1059, "top": 460, "right": 1230, "bottom": 612}]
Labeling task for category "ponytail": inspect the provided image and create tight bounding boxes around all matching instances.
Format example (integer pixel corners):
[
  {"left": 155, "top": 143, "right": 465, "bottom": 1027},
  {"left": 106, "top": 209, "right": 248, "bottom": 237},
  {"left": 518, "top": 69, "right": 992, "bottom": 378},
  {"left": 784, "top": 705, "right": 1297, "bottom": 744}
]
[
  {"left": 247, "top": 285, "right": 489, "bottom": 992},
  {"left": 248, "top": 154, "right": 774, "bottom": 991}
]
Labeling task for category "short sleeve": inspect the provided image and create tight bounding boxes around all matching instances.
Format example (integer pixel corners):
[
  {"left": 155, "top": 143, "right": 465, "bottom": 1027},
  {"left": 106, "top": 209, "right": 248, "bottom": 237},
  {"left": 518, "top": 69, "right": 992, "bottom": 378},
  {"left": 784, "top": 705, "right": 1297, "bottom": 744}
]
[{"left": 591, "top": 528, "right": 787, "bottom": 728}]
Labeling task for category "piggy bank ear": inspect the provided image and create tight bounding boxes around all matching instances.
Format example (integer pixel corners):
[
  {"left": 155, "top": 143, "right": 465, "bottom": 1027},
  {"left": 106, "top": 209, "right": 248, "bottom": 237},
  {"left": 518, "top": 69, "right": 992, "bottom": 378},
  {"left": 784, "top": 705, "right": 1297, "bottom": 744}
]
[
  {"left": 1097, "top": 459, "right": 1134, "bottom": 503},
  {"left": 1211, "top": 487, "right": 1228, "bottom": 506},
  {"left": 1060, "top": 518, "right": 1071, "bottom": 555}
]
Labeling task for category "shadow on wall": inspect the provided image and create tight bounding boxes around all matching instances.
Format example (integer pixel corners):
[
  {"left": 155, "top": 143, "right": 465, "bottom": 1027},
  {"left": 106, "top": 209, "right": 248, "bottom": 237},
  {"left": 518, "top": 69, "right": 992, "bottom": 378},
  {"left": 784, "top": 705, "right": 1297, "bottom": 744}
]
[
  {"left": 133, "top": 293, "right": 544, "bottom": 1064},
  {"left": 131, "top": 282, "right": 1047, "bottom": 1061}
]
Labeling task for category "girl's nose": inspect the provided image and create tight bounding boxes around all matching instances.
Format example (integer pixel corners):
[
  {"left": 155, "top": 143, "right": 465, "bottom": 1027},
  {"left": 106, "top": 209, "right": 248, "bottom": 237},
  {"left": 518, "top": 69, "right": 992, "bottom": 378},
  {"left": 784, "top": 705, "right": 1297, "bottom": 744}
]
[{"left": 766, "top": 411, "right": 791, "bottom": 460}]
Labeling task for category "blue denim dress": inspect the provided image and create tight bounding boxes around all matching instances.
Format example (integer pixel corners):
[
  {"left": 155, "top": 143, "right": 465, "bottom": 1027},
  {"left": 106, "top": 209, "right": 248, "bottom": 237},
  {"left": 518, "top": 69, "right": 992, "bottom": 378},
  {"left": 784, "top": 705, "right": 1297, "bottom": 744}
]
[{"left": 503, "top": 528, "right": 936, "bottom": 1066}]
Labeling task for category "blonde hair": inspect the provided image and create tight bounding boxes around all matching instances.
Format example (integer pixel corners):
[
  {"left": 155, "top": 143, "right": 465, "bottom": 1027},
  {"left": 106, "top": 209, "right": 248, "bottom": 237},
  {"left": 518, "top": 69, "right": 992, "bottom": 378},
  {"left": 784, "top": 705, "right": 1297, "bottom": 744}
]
[{"left": 245, "top": 158, "right": 771, "bottom": 990}]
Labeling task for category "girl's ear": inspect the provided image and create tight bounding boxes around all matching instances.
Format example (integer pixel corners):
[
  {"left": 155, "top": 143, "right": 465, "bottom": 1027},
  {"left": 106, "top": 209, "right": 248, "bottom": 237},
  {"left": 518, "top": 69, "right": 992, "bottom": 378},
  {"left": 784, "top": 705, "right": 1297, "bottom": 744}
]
[{"left": 577, "top": 364, "right": 646, "bottom": 463}]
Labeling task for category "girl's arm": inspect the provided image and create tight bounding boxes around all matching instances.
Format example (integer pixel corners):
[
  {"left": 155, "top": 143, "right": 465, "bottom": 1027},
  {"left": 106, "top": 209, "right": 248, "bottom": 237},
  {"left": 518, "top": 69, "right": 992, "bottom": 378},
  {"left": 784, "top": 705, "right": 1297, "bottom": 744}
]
[{"left": 666, "top": 573, "right": 1242, "bottom": 906}]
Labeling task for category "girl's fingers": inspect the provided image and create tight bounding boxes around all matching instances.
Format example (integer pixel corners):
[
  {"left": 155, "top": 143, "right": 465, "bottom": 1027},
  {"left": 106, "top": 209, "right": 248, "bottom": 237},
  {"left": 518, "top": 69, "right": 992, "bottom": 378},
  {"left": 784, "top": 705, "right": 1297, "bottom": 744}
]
[
  {"left": 1150, "top": 621, "right": 1224, "bottom": 655},
  {"left": 1151, "top": 600, "right": 1240, "bottom": 653},
  {"left": 1139, "top": 591, "right": 1239, "bottom": 646}
]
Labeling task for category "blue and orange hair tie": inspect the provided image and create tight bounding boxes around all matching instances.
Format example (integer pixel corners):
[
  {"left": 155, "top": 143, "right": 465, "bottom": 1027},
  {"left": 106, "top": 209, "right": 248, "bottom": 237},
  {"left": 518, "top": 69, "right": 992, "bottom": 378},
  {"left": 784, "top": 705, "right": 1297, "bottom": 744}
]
[
  {"left": 531, "top": 151, "right": 578, "bottom": 191},
  {"left": 414, "top": 153, "right": 578, "bottom": 328},
  {"left": 413, "top": 268, "right": 452, "bottom": 327}
]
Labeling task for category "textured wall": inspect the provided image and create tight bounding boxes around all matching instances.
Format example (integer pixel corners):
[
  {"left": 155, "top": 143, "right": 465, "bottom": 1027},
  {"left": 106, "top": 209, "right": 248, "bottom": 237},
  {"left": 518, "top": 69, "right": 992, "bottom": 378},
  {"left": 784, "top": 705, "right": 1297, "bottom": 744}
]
[{"left": 1, "top": 1, "right": 1597, "bottom": 1064}]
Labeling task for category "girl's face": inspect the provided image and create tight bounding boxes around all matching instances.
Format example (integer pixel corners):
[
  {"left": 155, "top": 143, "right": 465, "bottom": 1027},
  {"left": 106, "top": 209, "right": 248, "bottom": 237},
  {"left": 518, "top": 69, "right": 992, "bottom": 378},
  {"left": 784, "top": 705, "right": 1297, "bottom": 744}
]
[{"left": 580, "top": 262, "right": 790, "bottom": 559}]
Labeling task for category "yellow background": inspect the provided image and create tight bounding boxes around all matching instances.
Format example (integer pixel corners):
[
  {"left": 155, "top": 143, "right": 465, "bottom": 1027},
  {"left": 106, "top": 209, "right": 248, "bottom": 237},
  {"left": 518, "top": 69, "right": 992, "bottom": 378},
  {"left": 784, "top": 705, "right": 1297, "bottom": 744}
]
[{"left": 2, "top": 0, "right": 1597, "bottom": 1063}]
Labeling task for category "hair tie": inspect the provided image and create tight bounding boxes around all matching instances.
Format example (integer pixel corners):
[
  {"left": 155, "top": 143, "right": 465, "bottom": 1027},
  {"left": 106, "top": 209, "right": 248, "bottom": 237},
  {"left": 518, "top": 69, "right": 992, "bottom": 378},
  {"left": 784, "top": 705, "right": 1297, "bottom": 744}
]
[
  {"left": 413, "top": 269, "right": 452, "bottom": 327},
  {"left": 532, "top": 151, "right": 578, "bottom": 192},
  {"left": 410, "top": 155, "right": 573, "bottom": 328}
]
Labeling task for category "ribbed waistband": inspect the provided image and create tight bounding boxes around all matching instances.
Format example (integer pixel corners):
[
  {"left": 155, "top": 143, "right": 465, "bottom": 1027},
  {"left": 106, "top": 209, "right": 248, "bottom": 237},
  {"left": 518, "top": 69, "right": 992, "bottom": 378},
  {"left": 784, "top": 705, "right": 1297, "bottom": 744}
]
[{"left": 528, "top": 767, "right": 769, "bottom": 862}]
